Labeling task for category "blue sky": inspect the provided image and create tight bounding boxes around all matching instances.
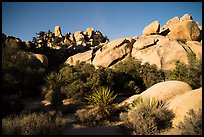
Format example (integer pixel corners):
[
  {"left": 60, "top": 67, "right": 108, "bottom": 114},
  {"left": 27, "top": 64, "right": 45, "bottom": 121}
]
[{"left": 2, "top": 2, "right": 202, "bottom": 42}]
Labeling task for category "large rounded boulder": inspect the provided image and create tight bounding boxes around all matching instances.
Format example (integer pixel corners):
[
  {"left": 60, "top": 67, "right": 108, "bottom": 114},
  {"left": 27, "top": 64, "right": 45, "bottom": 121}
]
[
  {"left": 117, "top": 80, "right": 192, "bottom": 108},
  {"left": 140, "top": 80, "right": 192, "bottom": 102},
  {"left": 167, "top": 87, "right": 202, "bottom": 127}
]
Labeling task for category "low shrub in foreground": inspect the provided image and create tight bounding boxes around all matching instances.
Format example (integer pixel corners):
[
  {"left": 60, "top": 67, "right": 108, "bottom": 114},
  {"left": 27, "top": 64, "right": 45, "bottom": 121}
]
[
  {"left": 176, "top": 109, "right": 202, "bottom": 135},
  {"left": 2, "top": 111, "right": 64, "bottom": 135},
  {"left": 120, "top": 97, "right": 175, "bottom": 135}
]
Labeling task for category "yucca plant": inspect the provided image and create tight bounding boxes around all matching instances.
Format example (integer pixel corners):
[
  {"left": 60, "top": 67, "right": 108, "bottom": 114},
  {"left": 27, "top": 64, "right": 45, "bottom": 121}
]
[
  {"left": 128, "top": 97, "right": 165, "bottom": 110},
  {"left": 44, "top": 72, "right": 68, "bottom": 108},
  {"left": 85, "top": 87, "right": 117, "bottom": 110},
  {"left": 75, "top": 87, "right": 117, "bottom": 125},
  {"left": 44, "top": 72, "right": 68, "bottom": 90}
]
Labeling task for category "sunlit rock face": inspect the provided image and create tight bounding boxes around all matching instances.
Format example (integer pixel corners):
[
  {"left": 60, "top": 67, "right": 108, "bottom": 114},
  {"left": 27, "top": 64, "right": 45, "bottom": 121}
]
[
  {"left": 54, "top": 25, "right": 63, "bottom": 38},
  {"left": 92, "top": 38, "right": 135, "bottom": 68},
  {"left": 142, "top": 20, "right": 160, "bottom": 36},
  {"left": 131, "top": 35, "right": 192, "bottom": 70}
]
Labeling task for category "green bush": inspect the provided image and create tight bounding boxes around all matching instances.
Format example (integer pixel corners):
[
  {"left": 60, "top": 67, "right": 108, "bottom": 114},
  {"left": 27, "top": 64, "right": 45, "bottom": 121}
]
[
  {"left": 176, "top": 109, "right": 202, "bottom": 135},
  {"left": 113, "top": 57, "right": 164, "bottom": 94},
  {"left": 167, "top": 52, "right": 202, "bottom": 89},
  {"left": 113, "top": 57, "right": 144, "bottom": 94},
  {"left": 120, "top": 97, "right": 175, "bottom": 135},
  {"left": 75, "top": 87, "right": 117, "bottom": 126},
  {"left": 139, "top": 63, "right": 165, "bottom": 89},
  {"left": 2, "top": 112, "right": 64, "bottom": 135},
  {"left": 59, "top": 62, "right": 115, "bottom": 100}
]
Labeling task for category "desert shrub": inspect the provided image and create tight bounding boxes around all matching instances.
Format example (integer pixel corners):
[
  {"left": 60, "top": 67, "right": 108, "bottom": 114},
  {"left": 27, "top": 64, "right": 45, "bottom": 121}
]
[
  {"left": 120, "top": 97, "right": 175, "bottom": 135},
  {"left": 59, "top": 62, "right": 115, "bottom": 100},
  {"left": 113, "top": 57, "right": 144, "bottom": 94},
  {"left": 61, "top": 79, "right": 88, "bottom": 100},
  {"left": 176, "top": 109, "right": 202, "bottom": 135},
  {"left": 139, "top": 63, "right": 165, "bottom": 89},
  {"left": 2, "top": 112, "right": 64, "bottom": 135},
  {"left": 75, "top": 87, "right": 117, "bottom": 126},
  {"left": 53, "top": 36, "right": 63, "bottom": 45},
  {"left": 167, "top": 52, "right": 202, "bottom": 89},
  {"left": 113, "top": 57, "right": 164, "bottom": 94},
  {"left": 75, "top": 106, "right": 109, "bottom": 126},
  {"left": 86, "top": 67, "right": 115, "bottom": 90},
  {"left": 59, "top": 63, "right": 91, "bottom": 100}
]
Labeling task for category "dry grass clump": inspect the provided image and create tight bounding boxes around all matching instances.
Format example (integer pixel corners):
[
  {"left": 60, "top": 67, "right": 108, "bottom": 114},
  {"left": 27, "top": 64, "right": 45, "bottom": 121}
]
[
  {"left": 2, "top": 111, "right": 65, "bottom": 135},
  {"left": 119, "top": 97, "right": 175, "bottom": 135},
  {"left": 176, "top": 109, "right": 202, "bottom": 135}
]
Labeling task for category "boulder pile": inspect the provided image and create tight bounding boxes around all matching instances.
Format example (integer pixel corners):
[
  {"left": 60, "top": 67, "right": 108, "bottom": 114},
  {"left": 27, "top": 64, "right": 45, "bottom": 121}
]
[{"left": 64, "top": 13, "right": 202, "bottom": 70}]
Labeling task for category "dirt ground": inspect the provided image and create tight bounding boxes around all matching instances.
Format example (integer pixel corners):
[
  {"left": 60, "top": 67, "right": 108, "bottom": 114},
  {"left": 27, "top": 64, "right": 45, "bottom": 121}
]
[{"left": 22, "top": 96, "right": 180, "bottom": 135}]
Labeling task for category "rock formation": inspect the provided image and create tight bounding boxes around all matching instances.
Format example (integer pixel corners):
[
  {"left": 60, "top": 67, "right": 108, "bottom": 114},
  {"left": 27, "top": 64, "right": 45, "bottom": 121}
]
[
  {"left": 63, "top": 13, "right": 201, "bottom": 70},
  {"left": 142, "top": 20, "right": 160, "bottom": 36},
  {"left": 54, "top": 25, "right": 63, "bottom": 38},
  {"left": 167, "top": 20, "right": 201, "bottom": 41},
  {"left": 131, "top": 35, "right": 193, "bottom": 70},
  {"left": 92, "top": 38, "right": 135, "bottom": 68},
  {"left": 65, "top": 50, "right": 93, "bottom": 65}
]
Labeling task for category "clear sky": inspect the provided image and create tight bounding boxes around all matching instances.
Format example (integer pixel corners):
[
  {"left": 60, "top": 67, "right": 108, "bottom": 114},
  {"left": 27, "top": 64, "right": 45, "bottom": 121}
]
[{"left": 2, "top": 2, "right": 202, "bottom": 42}]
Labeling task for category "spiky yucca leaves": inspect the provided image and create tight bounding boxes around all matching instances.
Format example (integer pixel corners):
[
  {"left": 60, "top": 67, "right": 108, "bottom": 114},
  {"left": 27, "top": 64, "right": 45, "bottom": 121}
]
[
  {"left": 128, "top": 97, "right": 165, "bottom": 110},
  {"left": 44, "top": 72, "right": 68, "bottom": 108},
  {"left": 120, "top": 97, "right": 175, "bottom": 135},
  {"left": 85, "top": 87, "right": 117, "bottom": 109},
  {"left": 75, "top": 87, "right": 117, "bottom": 125},
  {"left": 44, "top": 72, "right": 68, "bottom": 90}
]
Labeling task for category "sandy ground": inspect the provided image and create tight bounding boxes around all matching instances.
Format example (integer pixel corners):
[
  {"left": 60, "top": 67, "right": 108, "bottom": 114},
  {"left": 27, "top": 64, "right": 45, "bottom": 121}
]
[
  {"left": 22, "top": 96, "right": 128, "bottom": 135},
  {"left": 22, "top": 96, "right": 180, "bottom": 135}
]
